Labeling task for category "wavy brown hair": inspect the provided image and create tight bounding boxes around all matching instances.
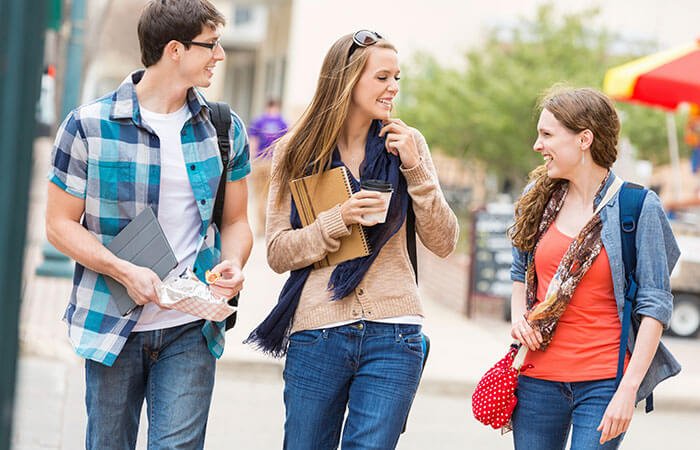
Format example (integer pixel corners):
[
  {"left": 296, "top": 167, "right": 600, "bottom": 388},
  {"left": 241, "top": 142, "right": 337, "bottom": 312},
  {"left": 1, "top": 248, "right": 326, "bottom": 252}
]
[
  {"left": 273, "top": 33, "right": 396, "bottom": 205},
  {"left": 509, "top": 87, "right": 620, "bottom": 253}
]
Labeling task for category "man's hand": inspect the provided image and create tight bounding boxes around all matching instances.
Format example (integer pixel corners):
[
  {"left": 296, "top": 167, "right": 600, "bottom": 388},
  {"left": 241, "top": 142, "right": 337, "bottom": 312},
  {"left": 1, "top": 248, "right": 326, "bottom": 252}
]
[
  {"left": 118, "top": 263, "right": 163, "bottom": 306},
  {"left": 208, "top": 259, "right": 244, "bottom": 300},
  {"left": 46, "top": 183, "right": 164, "bottom": 308}
]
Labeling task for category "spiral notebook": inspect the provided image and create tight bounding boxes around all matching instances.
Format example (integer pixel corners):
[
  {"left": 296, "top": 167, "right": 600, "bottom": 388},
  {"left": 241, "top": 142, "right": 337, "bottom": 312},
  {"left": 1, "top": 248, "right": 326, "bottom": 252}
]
[{"left": 289, "top": 166, "right": 371, "bottom": 268}]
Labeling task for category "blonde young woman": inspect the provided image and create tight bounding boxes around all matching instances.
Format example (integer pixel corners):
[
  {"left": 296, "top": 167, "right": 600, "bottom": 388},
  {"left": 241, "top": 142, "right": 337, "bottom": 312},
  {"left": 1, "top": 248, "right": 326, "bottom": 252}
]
[
  {"left": 246, "top": 31, "right": 458, "bottom": 449},
  {"left": 508, "top": 88, "right": 680, "bottom": 449}
]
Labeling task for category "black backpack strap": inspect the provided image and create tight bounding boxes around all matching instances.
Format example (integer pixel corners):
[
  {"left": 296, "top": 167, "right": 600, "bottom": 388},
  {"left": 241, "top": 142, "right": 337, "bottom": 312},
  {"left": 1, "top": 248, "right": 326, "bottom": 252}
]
[
  {"left": 617, "top": 181, "right": 650, "bottom": 411},
  {"left": 407, "top": 200, "right": 418, "bottom": 284},
  {"left": 401, "top": 192, "right": 420, "bottom": 434},
  {"left": 207, "top": 101, "right": 238, "bottom": 331},
  {"left": 208, "top": 101, "right": 232, "bottom": 230}
]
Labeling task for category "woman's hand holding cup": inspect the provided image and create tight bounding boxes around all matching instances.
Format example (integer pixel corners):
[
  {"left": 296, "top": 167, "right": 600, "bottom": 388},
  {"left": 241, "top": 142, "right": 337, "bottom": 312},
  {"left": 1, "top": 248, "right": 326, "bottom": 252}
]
[{"left": 341, "top": 190, "right": 387, "bottom": 227}]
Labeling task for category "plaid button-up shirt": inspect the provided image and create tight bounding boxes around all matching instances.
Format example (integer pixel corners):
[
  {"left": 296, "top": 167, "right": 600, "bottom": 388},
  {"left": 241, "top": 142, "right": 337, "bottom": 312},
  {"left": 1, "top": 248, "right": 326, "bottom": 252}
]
[{"left": 48, "top": 70, "right": 251, "bottom": 366}]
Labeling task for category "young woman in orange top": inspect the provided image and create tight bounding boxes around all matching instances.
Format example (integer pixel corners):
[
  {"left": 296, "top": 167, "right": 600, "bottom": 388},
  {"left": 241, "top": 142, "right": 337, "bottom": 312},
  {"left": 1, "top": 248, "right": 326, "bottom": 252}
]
[{"left": 508, "top": 87, "right": 680, "bottom": 449}]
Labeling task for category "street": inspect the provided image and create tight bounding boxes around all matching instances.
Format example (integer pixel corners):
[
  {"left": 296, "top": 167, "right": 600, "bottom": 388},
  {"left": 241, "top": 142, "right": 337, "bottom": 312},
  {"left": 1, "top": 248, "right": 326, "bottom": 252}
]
[{"left": 12, "top": 356, "right": 700, "bottom": 449}]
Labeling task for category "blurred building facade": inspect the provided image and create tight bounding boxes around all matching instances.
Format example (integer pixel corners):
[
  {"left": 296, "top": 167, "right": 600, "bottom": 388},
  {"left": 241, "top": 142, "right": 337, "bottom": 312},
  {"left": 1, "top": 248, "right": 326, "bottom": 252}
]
[
  {"left": 76, "top": 0, "right": 700, "bottom": 125},
  {"left": 77, "top": 0, "right": 293, "bottom": 125}
]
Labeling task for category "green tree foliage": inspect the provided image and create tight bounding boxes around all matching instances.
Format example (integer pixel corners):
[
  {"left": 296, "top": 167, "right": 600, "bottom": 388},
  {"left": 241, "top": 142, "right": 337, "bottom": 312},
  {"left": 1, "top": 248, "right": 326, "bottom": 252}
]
[{"left": 397, "top": 4, "right": 689, "bottom": 186}]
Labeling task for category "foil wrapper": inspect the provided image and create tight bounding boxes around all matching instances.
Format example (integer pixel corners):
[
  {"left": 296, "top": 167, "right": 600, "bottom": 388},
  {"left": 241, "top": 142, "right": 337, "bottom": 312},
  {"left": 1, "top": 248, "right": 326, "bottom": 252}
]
[{"left": 157, "top": 268, "right": 236, "bottom": 322}]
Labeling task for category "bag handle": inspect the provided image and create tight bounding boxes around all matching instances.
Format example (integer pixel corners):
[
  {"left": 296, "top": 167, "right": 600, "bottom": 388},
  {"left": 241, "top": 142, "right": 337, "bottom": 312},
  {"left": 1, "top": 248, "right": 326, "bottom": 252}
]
[{"left": 512, "top": 345, "right": 528, "bottom": 370}]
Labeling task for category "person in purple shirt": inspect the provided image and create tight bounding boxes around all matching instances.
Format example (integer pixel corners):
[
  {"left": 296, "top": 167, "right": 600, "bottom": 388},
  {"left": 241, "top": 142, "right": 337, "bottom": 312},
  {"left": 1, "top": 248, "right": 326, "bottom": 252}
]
[
  {"left": 250, "top": 98, "right": 288, "bottom": 159},
  {"left": 249, "top": 98, "right": 288, "bottom": 234}
]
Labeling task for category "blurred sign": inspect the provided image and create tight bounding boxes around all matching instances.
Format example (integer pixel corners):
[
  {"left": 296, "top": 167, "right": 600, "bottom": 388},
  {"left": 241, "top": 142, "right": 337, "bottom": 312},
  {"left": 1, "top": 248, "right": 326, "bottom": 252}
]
[
  {"left": 442, "top": 185, "right": 472, "bottom": 215},
  {"left": 470, "top": 204, "right": 514, "bottom": 299}
]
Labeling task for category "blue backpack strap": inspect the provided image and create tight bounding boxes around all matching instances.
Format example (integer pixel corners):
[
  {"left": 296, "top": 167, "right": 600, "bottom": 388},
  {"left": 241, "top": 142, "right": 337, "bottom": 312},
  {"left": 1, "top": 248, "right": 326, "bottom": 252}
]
[{"left": 617, "top": 181, "right": 650, "bottom": 411}]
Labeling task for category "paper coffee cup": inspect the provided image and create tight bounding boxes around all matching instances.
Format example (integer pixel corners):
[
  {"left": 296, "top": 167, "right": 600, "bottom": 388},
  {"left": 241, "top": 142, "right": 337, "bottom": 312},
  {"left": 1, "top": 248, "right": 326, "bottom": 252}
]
[{"left": 360, "top": 179, "right": 393, "bottom": 224}]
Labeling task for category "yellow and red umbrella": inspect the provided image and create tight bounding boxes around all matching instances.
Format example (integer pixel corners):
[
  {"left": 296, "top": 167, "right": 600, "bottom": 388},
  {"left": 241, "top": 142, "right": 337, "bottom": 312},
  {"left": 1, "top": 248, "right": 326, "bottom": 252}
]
[
  {"left": 604, "top": 39, "right": 700, "bottom": 200},
  {"left": 604, "top": 39, "right": 700, "bottom": 110}
]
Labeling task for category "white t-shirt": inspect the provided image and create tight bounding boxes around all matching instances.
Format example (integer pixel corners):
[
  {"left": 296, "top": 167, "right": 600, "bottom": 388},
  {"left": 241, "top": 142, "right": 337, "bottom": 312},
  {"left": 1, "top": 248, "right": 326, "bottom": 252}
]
[
  {"left": 132, "top": 103, "right": 202, "bottom": 332},
  {"left": 312, "top": 315, "right": 424, "bottom": 330}
]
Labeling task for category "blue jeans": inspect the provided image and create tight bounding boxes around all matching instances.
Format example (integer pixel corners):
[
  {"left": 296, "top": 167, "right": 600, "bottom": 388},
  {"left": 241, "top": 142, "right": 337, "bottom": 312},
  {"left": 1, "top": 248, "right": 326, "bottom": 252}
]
[
  {"left": 512, "top": 375, "right": 625, "bottom": 450},
  {"left": 84, "top": 320, "right": 216, "bottom": 450},
  {"left": 283, "top": 321, "right": 424, "bottom": 450}
]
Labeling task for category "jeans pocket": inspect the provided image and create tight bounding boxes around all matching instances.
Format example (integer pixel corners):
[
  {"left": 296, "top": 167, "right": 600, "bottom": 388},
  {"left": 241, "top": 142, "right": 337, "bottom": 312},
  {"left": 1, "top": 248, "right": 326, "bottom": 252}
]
[
  {"left": 288, "top": 329, "right": 325, "bottom": 347},
  {"left": 399, "top": 332, "right": 424, "bottom": 358}
]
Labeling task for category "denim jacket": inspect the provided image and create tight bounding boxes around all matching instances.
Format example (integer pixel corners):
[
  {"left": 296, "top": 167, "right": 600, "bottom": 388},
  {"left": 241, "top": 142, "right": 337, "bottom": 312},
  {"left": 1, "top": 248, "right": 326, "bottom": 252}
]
[{"left": 510, "top": 172, "right": 681, "bottom": 405}]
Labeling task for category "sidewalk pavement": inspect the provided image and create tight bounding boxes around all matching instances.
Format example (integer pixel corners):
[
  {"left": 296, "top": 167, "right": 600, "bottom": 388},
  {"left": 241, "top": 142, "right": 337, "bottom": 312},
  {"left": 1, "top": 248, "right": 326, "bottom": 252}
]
[{"left": 17, "top": 138, "right": 700, "bottom": 424}]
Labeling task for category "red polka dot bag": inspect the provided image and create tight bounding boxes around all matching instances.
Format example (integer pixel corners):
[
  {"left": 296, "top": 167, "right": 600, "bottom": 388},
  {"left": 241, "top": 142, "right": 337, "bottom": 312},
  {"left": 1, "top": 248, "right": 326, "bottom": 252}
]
[{"left": 471, "top": 344, "right": 530, "bottom": 432}]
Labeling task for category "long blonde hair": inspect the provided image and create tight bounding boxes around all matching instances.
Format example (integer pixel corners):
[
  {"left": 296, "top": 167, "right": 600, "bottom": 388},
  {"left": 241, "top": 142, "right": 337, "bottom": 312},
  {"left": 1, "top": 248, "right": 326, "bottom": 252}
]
[
  {"left": 274, "top": 33, "right": 396, "bottom": 205},
  {"left": 509, "top": 87, "right": 620, "bottom": 253}
]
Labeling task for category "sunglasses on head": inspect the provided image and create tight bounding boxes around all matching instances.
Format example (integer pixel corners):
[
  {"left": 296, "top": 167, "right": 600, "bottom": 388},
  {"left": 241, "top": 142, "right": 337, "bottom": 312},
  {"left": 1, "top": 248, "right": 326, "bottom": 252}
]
[{"left": 348, "top": 30, "right": 383, "bottom": 59}]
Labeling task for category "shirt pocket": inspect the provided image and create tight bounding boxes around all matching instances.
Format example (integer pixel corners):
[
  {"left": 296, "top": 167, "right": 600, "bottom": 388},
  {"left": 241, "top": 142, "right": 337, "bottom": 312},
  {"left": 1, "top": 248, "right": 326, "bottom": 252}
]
[
  {"left": 86, "top": 140, "right": 143, "bottom": 203},
  {"left": 87, "top": 158, "right": 137, "bottom": 203}
]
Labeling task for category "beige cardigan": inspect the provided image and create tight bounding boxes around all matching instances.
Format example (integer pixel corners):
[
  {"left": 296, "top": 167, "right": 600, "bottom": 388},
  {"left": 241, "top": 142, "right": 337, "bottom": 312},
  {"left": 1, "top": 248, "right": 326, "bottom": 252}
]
[{"left": 266, "top": 129, "right": 459, "bottom": 333}]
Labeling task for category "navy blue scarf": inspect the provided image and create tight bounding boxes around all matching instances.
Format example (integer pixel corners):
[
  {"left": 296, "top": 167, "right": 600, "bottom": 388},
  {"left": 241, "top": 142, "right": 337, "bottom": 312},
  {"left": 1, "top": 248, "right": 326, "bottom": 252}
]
[{"left": 245, "top": 120, "right": 409, "bottom": 357}]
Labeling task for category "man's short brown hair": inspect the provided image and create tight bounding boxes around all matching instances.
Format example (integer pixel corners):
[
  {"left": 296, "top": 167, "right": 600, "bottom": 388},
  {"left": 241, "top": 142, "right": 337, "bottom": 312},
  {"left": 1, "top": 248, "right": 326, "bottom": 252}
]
[{"left": 137, "top": 0, "right": 225, "bottom": 67}]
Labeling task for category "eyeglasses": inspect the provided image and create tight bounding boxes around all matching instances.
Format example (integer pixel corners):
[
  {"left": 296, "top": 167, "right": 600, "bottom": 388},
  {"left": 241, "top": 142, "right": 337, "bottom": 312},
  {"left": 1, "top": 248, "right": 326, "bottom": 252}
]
[
  {"left": 178, "top": 39, "right": 222, "bottom": 51},
  {"left": 348, "top": 30, "right": 382, "bottom": 58}
]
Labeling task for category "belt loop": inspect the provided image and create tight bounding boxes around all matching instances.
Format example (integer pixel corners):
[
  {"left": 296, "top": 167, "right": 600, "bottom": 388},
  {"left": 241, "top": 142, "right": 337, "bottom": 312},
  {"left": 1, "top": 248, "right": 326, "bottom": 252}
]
[
  {"left": 156, "top": 329, "right": 164, "bottom": 351},
  {"left": 394, "top": 324, "right": 401, "bottom": 342}
]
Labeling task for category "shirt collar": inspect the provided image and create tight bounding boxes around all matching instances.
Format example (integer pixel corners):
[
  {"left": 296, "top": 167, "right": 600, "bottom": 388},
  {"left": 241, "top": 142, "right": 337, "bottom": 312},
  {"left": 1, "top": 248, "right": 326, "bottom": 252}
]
[
  {"left": 110, "top": 69, "right": 210, "bottom": 124},
  {"left": 594, "top": 170, "right": 619, "bottom": 209}
]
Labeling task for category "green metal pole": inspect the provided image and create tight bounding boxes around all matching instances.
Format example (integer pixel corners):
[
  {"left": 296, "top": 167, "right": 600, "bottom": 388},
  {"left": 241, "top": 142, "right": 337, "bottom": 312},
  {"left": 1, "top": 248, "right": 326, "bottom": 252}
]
[
  {"left": 61, "top": 0, "right": 86, "bottom": 120},
  {"left": 48, "top": 0, "right": 62, "bottom": 31},
  {"left": 0, "top": 0, "right": 47, "bottom": 448},
  {"left": 36, "top": 0, "right": 82, "bottom": 278}
]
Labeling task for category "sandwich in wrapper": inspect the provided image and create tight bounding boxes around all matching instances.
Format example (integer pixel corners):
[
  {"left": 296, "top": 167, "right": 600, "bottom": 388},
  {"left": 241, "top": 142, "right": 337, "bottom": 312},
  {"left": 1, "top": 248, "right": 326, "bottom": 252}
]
[{"left": 157, "top": 268, "right": 236, "bottom": 322}]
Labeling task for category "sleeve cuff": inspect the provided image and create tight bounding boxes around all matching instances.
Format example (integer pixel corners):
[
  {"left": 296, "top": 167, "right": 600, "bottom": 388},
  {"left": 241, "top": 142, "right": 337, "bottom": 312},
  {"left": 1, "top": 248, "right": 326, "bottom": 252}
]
[
  {"left": 48, "top": 172, "right": 86, "bottom": 199},
  {"left": 634, "top": 288, "right": 674, "bottom": 328},
  {"left": 510, "top": 272, "right": 526, "bottom": 283},
  {"left": 400, "top": 157, "right": 432, "bottom": 185},
  {"left": 318, "top": 204, "right": 351, "bottom": 239},
  {"left": 227, "top": 161, "right": 251, "bottom": 182}
]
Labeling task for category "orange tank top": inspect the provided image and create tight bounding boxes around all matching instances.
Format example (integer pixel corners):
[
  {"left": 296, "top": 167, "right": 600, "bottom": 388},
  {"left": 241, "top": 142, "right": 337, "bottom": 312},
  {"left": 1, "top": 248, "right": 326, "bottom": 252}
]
[{"left": 523, "top": 223, "right": 629, "bottom": 382}]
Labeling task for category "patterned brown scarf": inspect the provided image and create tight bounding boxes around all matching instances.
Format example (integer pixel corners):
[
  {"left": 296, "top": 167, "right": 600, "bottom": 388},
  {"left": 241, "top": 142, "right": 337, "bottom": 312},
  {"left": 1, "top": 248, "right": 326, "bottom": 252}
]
[{"left": 524, "top": 172, "right": 611, "bottom": 350}]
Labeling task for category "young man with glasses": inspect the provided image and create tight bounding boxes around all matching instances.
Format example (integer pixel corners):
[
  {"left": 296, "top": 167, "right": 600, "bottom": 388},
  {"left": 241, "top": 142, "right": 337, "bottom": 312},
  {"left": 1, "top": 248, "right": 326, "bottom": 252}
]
[{"left": 45, "top": 1, "right": 252, "bottom": 448}]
